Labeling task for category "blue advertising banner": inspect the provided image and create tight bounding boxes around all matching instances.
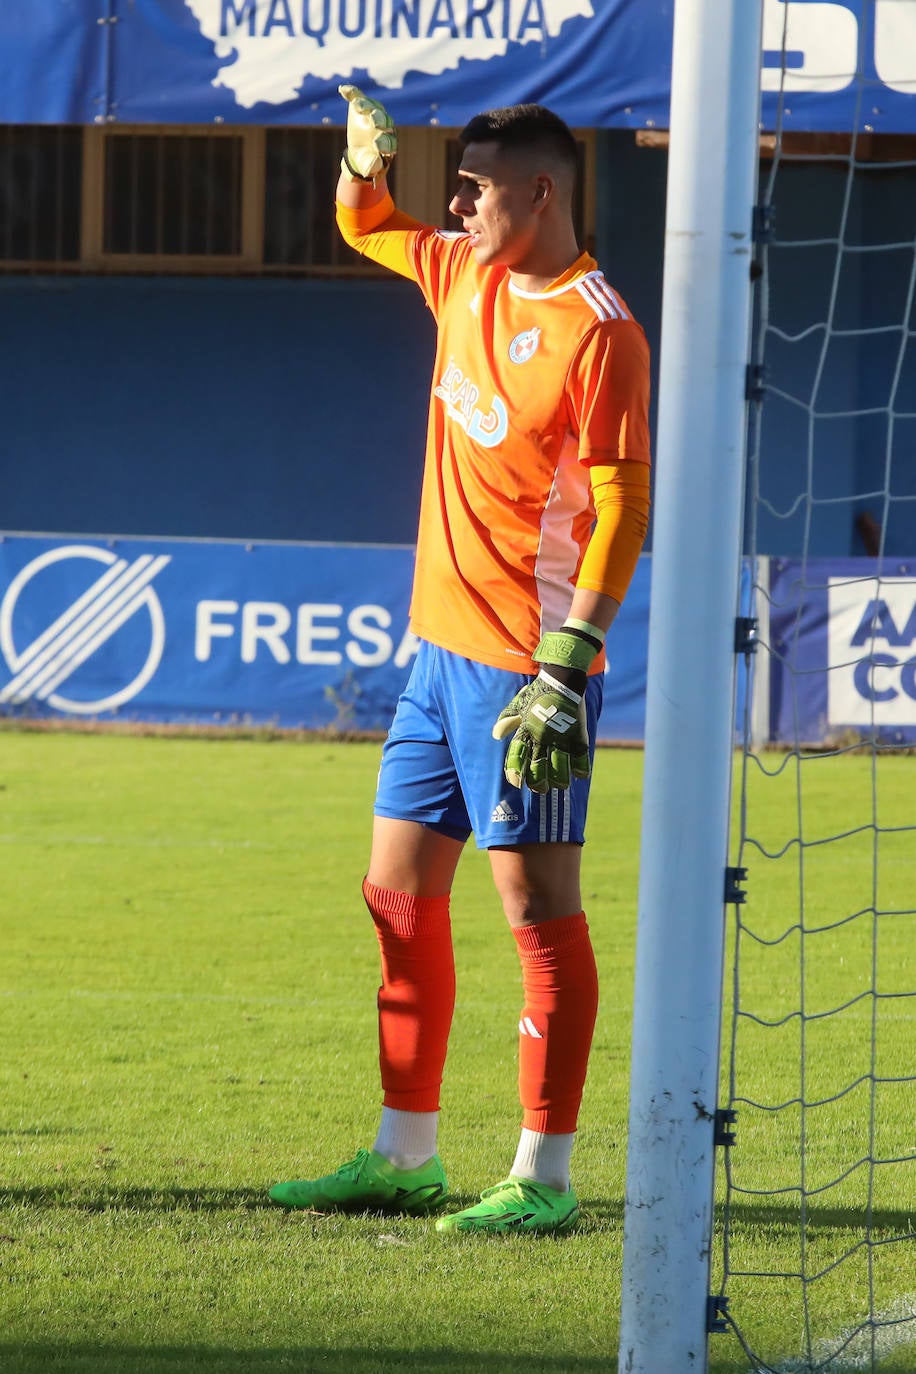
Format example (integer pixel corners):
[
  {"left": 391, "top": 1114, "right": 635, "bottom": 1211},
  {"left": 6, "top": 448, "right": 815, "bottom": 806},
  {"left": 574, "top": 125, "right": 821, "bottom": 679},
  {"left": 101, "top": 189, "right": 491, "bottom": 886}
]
[
  {"left": 0, "top": 534, "right": 652, "bottom": 739},
  {"left": 768, "top": 557, "right": 916, "bottom": 746},
  {"left": 1, "top": 1, "right": 914, "bottom": 132}
]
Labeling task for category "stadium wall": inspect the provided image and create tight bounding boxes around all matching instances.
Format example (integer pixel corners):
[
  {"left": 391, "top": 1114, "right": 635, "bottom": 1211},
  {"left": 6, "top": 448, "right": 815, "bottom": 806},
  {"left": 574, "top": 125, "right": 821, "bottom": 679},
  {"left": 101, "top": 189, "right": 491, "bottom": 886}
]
[{"left": 1, "top": 275, "right": 435, "bottom": 547}]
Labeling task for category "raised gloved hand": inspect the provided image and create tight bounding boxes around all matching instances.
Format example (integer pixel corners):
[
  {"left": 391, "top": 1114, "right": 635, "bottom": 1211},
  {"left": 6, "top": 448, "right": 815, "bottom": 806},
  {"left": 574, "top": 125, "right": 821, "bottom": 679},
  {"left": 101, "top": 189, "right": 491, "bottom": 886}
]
[
  {"left": 492, "top": 626, "right": 602, "bottom": 794},
  {"left": 338, "top": 85, "right": 398, "bottom": 183}
]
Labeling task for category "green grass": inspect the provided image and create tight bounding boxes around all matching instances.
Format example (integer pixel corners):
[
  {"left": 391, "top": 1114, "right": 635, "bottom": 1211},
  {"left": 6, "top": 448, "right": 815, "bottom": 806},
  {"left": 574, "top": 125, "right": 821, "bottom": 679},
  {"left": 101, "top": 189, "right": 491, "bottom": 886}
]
[
  {"left": 0, "top": 731, "right": 913, "bottom": 1372},
  {"left": 716, "top": 749, "right": 916, "bottom": 1373}
]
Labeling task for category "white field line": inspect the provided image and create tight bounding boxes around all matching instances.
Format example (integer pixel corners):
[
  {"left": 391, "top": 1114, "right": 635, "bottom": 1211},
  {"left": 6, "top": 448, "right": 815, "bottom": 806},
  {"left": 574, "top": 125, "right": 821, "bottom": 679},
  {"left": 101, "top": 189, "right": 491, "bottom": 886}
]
[
  {"left": 0, "top": 832, "right": 286, "bottom": 851},
  {"left": 0, "top": 988, "right": 351, "bottom": 1007},
  {"left": 754, "top": 1294, "right": 916, "bottom": 1373}
]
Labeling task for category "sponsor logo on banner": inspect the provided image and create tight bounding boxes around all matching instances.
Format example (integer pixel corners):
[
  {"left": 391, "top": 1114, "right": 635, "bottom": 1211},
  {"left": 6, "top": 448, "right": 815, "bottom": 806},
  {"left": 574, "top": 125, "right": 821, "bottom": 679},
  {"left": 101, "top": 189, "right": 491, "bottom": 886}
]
[
  {"left": 827, "top": 576, "right": 916, "bottom": 727},
  {"left": 0, "top": 536, "right": 421, "bottom": 724},
  {"left": 178, "top": 0, "right": 916, "bottom": 113},
  {"left": 0, "top": 535, "right": 651, "bottom": 734},
  {"left": 193, "top": 599, "right": 419, "bottom": 667},
  {"left": 761, "top": 0, "right": 916, "bottom": 96},
  {"left": 186, "top": 0, "right": 593, "bottom": 107},
  {"left": 0, "top": 545, "right": 170, "bottom": 715}
]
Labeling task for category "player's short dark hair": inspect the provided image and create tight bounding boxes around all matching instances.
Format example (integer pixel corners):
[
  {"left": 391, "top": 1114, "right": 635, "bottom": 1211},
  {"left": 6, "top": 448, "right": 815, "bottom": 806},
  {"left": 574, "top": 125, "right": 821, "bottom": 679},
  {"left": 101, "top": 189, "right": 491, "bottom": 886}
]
[{"left": 459, "top": 104, "right": 578, "bottom": 179}]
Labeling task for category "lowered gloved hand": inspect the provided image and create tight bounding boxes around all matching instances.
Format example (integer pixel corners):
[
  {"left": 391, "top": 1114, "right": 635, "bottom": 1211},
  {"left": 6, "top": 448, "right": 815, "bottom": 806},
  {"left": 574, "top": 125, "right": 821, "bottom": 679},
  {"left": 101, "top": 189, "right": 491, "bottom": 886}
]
[
  {"left": 492, "top": 626, "right": 602, "bottom": 794},
  {"left": 338, "top": 84, "right": 398, "bottom": 183}
]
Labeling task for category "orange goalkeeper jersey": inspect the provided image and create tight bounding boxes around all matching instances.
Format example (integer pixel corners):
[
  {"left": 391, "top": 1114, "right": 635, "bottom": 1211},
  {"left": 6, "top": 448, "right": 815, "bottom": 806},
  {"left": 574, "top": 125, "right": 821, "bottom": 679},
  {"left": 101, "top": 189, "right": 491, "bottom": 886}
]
[{"left": 337, "top": 195, "right": 651, "bottom": 675}]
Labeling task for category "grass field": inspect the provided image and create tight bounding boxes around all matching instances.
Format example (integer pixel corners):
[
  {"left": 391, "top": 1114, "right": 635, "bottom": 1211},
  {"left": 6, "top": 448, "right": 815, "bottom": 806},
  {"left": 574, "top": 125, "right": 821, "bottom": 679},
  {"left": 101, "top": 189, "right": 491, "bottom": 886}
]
[{"left": 0, "top": 729, "right": 913, "bottom": 1373}]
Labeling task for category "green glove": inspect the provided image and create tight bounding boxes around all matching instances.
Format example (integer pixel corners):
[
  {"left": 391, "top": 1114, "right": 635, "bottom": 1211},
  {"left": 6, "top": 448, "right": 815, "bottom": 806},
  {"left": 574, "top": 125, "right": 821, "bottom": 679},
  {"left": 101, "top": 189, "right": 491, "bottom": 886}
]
[
  {"left": 492, "top": 629, "right": 600, "bottom": 794},
  {"left": 338, "top": 84, "right": 398, "bottom": 183}
]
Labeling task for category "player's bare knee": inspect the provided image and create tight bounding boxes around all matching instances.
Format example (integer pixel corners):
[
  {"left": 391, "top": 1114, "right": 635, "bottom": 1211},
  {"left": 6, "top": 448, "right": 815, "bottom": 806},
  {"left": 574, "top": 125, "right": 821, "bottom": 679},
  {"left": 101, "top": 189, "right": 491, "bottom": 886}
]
[{"left": 498, "top": 889, "right": 568, "bottom": 929}]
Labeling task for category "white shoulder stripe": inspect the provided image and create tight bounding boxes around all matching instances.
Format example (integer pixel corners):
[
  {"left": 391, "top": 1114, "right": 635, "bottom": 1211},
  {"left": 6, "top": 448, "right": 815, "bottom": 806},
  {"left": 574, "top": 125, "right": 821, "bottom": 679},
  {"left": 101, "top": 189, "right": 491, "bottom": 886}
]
[
  {"left": 576, "top": 278, "right": 615, "bottom": 321},
  {"left": 577, "top": 274, "right": 630, "bottom": 323},
  {"left": 575, "top": 280, "right": 604, "bottom": 320},
  {"left": 594, "top": 276, "right": 629, "bottom": 320}
]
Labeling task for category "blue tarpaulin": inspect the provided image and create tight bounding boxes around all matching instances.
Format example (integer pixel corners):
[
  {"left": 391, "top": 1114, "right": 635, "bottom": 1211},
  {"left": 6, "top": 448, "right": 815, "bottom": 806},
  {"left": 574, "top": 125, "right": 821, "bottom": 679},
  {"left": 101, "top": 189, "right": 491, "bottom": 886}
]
[
  {"left": 0, "top": 1, "right": 913, "bottom": 132},
  {"left": 0, "top": 534, "right": 650, "bottom": 739}
]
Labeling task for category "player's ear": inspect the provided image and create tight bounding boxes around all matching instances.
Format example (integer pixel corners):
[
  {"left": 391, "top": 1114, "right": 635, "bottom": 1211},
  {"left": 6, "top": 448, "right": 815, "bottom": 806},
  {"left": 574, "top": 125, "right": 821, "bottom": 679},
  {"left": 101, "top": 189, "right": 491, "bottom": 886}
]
[{"left": 532, "top": 176, "right": 552, "bottom": 211}]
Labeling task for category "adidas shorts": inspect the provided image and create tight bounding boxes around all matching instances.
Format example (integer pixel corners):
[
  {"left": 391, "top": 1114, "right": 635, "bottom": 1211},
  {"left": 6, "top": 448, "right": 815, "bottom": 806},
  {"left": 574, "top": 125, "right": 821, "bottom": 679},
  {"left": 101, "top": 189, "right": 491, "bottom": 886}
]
[{"left": 374, "top": 640, "right": 604, "bottom": 849}]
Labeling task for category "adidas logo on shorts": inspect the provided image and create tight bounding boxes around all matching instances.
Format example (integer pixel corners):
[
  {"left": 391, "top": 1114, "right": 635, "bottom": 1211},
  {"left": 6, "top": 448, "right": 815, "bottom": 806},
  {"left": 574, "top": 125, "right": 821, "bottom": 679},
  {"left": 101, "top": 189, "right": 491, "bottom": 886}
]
[{"left": 491, "top": 800, "right": 519, "bottom": 823}]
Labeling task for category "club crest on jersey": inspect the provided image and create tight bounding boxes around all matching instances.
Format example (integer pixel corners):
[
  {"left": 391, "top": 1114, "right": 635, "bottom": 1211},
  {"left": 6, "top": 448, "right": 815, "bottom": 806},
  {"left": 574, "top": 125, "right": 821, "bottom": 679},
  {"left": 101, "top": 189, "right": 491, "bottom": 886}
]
[{"left": 508, "top": 327, "right": 541, "bottom": 364}]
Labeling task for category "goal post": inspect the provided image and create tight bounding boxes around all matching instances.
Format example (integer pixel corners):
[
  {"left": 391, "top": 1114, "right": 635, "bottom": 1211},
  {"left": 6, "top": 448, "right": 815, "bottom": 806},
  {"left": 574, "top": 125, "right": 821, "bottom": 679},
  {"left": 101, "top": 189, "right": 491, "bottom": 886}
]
[{"left": 617, "top": 3, "right": 764, "bottom": 1371}]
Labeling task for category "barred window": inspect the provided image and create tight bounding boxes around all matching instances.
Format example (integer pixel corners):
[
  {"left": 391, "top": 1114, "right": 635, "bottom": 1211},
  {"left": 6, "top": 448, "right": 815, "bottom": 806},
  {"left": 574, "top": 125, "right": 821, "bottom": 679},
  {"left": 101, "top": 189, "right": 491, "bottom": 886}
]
[
  {"left": 103, "top": 131, "right": 243, "bottom": 257},
  {"left": 0, "top": 124, "right": 594, "bottom": 275},
  {"left": 0, "top": 125, "right": 82, "bottom": 264},
  {"left": 264, "top": 127, "right": 393, "bottom": 270}
]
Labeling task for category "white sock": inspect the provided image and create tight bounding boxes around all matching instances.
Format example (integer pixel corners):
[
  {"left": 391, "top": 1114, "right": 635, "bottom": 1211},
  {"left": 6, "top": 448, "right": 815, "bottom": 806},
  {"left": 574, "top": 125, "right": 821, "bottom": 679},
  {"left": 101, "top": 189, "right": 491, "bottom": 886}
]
[
  {"left": 373, "top": 1107, "right": 439, "bottom": 1170},
  {"left": 510, "top": 1128, "right": 575, "bottom": 1193}
]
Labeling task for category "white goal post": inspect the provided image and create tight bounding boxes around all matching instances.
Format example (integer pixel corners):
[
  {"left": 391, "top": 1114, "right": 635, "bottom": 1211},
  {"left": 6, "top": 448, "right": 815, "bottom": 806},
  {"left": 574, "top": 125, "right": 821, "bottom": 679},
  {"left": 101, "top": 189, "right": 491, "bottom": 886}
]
[{"left": 617, "top": 2, "right": 764, "bottom": 1371}]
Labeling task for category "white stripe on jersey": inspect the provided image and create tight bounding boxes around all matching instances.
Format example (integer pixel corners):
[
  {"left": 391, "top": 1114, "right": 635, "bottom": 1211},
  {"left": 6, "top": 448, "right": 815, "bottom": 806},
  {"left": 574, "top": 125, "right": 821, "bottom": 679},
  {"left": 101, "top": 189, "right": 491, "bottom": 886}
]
[
  {"left": 576, "top": 274, "right": 630, "bottom": 323},
  {"left": 591, "top": 273, "right": 629, "bottom": 318},
  {"left": 534, "top": 431, "right": 591, "bottom": 636}
]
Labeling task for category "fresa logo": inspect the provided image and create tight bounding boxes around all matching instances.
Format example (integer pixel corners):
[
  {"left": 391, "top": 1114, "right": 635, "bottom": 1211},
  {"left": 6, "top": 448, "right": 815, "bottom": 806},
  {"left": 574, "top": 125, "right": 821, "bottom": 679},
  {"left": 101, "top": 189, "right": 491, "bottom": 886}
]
[
  {"left": 0, "top": 545, "right": 169, "bottom": 714},
  {"left": 195, "top": 600, "right": 419, "bottom": 668},
  {"left": 0, "top": 538, "right": 421, "bottom": 724}
]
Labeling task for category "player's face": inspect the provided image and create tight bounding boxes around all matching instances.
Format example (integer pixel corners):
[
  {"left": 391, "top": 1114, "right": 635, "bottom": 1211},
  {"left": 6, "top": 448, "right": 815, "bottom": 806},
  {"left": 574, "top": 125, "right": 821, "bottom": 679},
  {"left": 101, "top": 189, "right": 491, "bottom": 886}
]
[{"left": 449, "top": 142, "right": 542, "bottom": 269}]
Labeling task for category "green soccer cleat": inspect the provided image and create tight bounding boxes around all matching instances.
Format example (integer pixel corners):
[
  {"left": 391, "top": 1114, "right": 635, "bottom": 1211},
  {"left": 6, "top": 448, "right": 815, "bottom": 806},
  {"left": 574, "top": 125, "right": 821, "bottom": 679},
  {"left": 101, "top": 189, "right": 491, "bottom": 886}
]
[
  {"left": 268, "top": 1148, "right": 447, "bottom": 1215},
  {"left": 435, "top": 1176, "right": 579, "bottom": 1235}
]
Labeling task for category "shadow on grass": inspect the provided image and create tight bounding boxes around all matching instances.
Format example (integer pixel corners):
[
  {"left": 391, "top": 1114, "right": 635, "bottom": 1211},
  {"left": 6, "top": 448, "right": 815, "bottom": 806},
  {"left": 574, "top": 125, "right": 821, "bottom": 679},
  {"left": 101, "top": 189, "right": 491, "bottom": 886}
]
[
  {"left": 3, "top": 1188, "right": 906, "bottom": 1239},
  {"left": 0, "top": 1346, "right": 616, "bottom": 1374},
  {"left": 0, "top": 1126, "right": 87, "bottom": 1138},
  {"left": 0, "top": 1187, "right": 627, "bottom": 1226},
  {"left": 0, "top": 1186, "right": 269, "bottom": 1212},
  {"left": 723, "top": 1197, "right": 916, "bottom": 1236}
]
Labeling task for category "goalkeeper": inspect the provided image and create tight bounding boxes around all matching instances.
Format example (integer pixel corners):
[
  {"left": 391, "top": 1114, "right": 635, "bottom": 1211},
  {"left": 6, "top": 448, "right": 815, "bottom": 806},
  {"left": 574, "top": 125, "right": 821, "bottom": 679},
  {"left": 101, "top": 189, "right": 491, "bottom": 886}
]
[{"left": 270, "top": 87, "right": 651, "bottom": 1234}]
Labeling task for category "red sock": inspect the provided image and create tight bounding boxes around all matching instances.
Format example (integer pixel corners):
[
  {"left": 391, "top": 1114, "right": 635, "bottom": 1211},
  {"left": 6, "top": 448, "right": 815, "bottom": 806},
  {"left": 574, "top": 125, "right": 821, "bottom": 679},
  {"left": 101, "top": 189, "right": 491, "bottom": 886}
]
[
  {"left": 513, "top": 912, "right": 599, "bottom": 1134},
  {"left": 362, "top": 881, "right": 456, "bottom": 1113}
]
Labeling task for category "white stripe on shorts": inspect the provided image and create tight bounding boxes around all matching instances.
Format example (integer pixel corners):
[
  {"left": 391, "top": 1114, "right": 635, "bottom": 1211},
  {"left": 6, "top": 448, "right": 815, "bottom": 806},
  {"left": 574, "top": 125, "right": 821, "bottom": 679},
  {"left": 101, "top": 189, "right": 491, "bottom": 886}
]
[{"left": 538, "top": 790, "right": 571, "bottom": 843}]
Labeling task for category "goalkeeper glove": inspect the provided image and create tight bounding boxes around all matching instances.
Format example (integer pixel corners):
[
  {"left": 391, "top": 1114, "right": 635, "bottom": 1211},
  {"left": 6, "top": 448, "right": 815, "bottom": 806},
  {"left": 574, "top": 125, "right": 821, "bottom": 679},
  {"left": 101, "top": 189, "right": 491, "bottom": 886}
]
[
  {"left": 338, "top": 84, "right": 398, "bottom": 183},
  {"left": 492, "top": 625, "right": 604, "bottom": 794}
]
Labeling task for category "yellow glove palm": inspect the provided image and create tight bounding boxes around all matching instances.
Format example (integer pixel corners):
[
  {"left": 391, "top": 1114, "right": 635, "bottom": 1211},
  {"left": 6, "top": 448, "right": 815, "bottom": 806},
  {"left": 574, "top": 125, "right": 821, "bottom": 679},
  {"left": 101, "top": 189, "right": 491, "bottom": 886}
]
[{"left": 339, "top": 84, "right": 398, "bottom": 182}]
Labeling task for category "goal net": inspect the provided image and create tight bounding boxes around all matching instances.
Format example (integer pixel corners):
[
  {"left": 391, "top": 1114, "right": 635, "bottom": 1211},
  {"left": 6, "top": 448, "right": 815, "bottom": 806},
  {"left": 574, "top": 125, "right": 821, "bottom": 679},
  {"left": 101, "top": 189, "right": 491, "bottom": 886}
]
[{"left": 714, "top": 4, "right": 916, "bottom": 1370}]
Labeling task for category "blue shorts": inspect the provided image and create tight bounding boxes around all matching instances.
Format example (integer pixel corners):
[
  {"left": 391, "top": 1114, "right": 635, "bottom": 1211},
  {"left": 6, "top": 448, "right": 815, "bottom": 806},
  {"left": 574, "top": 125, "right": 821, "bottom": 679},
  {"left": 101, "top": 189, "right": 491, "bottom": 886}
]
[{"left": 374, "top": 641, "right": 604, "bottom": 849}]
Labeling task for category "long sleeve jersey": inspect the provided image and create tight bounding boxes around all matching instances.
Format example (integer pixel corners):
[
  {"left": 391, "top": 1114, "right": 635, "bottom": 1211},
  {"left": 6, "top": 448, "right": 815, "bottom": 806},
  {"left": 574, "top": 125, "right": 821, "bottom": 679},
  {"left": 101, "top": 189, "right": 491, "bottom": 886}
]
[{"left": 337, "top": 192, "right": 651, "bottom": 676}]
